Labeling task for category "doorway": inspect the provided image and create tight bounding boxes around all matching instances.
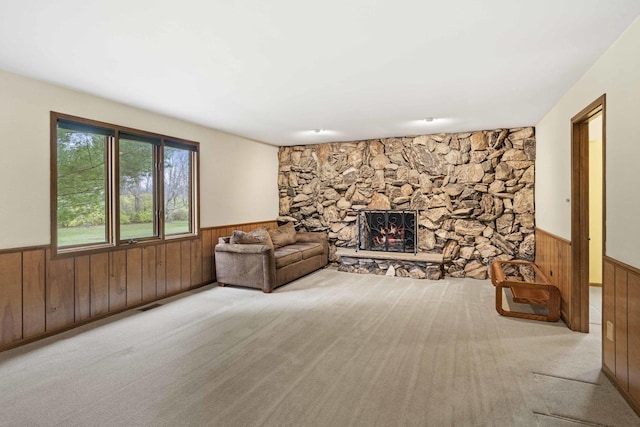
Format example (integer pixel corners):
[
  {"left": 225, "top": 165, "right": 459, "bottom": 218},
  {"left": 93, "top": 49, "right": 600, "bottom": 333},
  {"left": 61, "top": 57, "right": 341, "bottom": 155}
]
[
  {"left": 570, "top": 94, "right": 605, "bottom": 333},
  {"left": 588, "top": 114, "right": 603, "bottom": 329}
]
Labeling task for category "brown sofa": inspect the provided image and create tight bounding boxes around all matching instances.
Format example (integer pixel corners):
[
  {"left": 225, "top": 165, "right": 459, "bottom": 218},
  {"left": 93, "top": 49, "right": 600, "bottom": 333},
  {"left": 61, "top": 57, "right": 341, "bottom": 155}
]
[{"left": 214, "top": 224, "right": 328, "bottom": 293}]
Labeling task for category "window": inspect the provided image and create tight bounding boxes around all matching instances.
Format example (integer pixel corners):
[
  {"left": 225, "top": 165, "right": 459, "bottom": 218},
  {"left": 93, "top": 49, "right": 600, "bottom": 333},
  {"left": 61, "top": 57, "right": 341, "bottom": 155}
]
[
  {"left": 164, "top": 141, "right": 197, "bottom": 236},
  {"left": 52, "top": 112, "right": 199, "bottom": 255},
  {"left": 119, "top": 133, "right": 159, "bottom": 241}
]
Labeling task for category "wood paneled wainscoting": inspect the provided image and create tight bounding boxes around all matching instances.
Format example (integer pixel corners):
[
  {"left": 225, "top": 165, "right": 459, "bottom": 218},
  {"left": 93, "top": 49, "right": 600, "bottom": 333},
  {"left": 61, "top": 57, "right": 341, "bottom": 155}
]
[
  {"left": 602, "top": 256, "right": 640, "bottom": 415},
  {"left": 0, "top": 220, "right": 276, "bottom": 352},
  {"left": 534, "top": 228, "right": 572, "bottom": 326}
]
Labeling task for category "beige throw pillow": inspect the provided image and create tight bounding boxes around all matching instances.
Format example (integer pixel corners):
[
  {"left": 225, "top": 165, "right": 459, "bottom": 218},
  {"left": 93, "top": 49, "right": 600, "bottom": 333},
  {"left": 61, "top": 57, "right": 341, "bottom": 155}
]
[
  {"left": 267, "top": 222, "right": 296, "bottom": 248},
  {"left": 230, "top": 228, "right": 274, "bottom": 249}
]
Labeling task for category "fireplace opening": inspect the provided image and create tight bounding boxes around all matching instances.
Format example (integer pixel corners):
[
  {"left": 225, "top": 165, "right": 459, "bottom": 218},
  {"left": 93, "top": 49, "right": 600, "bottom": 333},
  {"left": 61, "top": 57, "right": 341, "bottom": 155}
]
[{"left": 358, "top": 210, "right": 417, "bottom": 254}]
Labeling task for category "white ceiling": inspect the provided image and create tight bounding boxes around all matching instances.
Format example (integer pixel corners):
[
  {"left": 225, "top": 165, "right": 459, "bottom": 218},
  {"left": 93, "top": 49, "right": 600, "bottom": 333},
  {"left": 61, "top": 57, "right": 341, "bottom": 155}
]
[{"left": 1, "top": 1, "right": 639, "bottom": 146}]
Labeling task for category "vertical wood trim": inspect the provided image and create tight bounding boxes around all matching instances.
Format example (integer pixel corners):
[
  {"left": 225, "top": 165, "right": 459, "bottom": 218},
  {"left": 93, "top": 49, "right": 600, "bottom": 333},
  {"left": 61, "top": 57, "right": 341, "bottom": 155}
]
[
  {"left": 191, "top": 239, "right": 203, "bottom": 286},
  {"left": 551, "top": 236, "right": 565, "bottom": 319},
  {"left": 126, "top": 248, "right": 142, "bottom": 307},
  {"left": 0, "top": 253, "right": 22, "bottom": 346},
  {"left": 628, "top": 272, "right": 640, "bottom": 403},
  {"left": 211, "top": 230, "right": 219, "bottom": 281},
  {"left": 50, "top": 112, "right": 59, "bottom": 257},
  {"left": 615, "top": 265, "right": 629, "bottom": 389},
  {"left": 201, "top": 229, "right": 213, "bottom": 284},
  {"left": 74, "top": 256, "right": 91, "bottom": 322},
  {"left": 181, "top": 241, "right": 191, "bottom": 289},
  {"left": 603, "top": 259, "right": 616, "bottom": 373},
  {"left": 560, "top": 237, "right": 572, "bottom": 322},
  {"left": 571, "top": 120, "right": 589, "bottom": 332},
  {"left": 109, "top": 251, "right": 127, "bottom": 311},
  {"left": 22, "top": 250, "right": 45, "bottom": 339},
  {"left": 142, "top": 246, "right": 157, "bottom": 302},
  {"left": 90, "top": 253, "right": 109, "bottom": 317},
  {"left": 165, "top": 242, "right": 181, "bottom": 294},
  {"left": 579, "top": 120, "right": 591, "bottom": 332},
  {"left": 156, "top": 244, "right": 167, "bottom": 298},
  {"left": 45, "top": 249, "right": 75, "bottom": 332}
]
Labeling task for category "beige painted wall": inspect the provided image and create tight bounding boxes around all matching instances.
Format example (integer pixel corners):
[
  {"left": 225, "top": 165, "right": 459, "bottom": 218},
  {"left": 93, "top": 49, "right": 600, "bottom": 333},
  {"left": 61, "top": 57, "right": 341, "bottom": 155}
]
[
  {"left": 0, "top": 69, "right": 279, "bottom": 250},
  {"left": 589, "top": 115, "right": 603, "bottom": 284},
  {"left": 536, "top": 15, "right": 640, "bottom": 268}
]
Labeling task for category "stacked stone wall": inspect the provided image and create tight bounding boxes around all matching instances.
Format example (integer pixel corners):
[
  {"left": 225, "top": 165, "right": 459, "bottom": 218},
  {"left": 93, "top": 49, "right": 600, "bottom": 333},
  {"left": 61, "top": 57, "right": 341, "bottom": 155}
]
[{"left": 277, "top": 127, "right": 535, "bottom": 279}]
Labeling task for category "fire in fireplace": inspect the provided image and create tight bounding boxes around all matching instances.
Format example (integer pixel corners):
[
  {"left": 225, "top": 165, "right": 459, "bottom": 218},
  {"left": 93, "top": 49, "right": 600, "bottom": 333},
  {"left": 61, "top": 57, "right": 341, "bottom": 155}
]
[{"left": 358, "top": 210, "right": 417, "bottom": 254}]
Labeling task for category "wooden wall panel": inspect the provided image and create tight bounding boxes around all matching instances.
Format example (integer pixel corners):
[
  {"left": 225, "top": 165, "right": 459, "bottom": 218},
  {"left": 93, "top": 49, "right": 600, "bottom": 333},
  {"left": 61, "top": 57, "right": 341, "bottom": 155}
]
[
  {"left": 615, "top": 265, "right": 629, "bottom": 389},
  {"left": 45, "top": 250, "right": 75, "bottom": 332},
  {"left": 603, "top": 259, "right": 616, "bottom": 373},
  {"left": 74, "top": 256, "right": 91, "bottom": 322},
  {"left": 211, "top": 229, "right": 222, "bottom": 280},
  {"left": 558, "top": 236, "right": 572, "bottom": 321},
  {"left": 0, "top": 220, "right": 277, "bottom": 351},
  {"left": 201, "top": 229, "right": 213, "bottom": 284},
  {"left": 535, "top": 228, "right": 572, "bottom": 325},
  {"left": 109, "top": 251, "right": 127, "bottom": 311},
  {"left": 601, "top": 256, "right": 640, "bottom": 416},
  {"left": 191, "top": 239, "right": 202, "bottom": 286},
  {"left": 549, "top": 236, "right": 563, "bottom": 316},
  {"left": 181, "top": 241, "right": 191, "bottom": 289},
  {"left": 142, "top": 246, "right": 157, "bottom": 302},
  {"left": 22, "top": 250, "right": 45, "bottom": 338},
  {"left": 90, "top": 253, "right": 109, "bottom": 317},
  {"left": 165, "top": 242, "right": 181, "bottom": 294},
  {"left": 126, "top": 248, "right": 142, "bottom": 307},
  {"left": 628, "top": 272, "right": 640, "bottom": 403},
  {"left": 0, "top": 253, "right": 22, "bottom": 346},
  {"left": 156, "top": 244, "right": 167, "bottom": 298}
]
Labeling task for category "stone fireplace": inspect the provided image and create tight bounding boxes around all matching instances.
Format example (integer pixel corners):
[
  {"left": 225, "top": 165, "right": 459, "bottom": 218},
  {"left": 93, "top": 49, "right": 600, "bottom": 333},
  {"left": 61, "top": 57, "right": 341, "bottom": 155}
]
[
  {"left": 358, "top": 210, "right": 416, "bottom": 254},
  {"left": 277, "top": 127, "right": 536, "bottom": 279}
]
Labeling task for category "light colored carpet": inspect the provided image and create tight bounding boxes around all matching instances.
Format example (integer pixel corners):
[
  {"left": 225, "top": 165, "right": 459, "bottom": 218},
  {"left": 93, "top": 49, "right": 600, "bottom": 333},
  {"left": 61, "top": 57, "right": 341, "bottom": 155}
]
[{"left": 0, "top": 269, "right": 637, "bottom": 426}]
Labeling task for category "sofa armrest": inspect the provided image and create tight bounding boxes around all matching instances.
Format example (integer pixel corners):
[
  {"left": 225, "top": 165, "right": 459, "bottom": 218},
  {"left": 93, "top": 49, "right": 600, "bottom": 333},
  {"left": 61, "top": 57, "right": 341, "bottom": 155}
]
[{"left": 214, "top": 242, "right": 276, "bottom": 292}]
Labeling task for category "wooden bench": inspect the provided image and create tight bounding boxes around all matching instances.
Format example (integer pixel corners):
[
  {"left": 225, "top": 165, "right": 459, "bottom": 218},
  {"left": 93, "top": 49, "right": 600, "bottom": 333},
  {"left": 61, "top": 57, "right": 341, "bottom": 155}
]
[{"left": 490, "top": 260, "right": 561, "bottom": 322}]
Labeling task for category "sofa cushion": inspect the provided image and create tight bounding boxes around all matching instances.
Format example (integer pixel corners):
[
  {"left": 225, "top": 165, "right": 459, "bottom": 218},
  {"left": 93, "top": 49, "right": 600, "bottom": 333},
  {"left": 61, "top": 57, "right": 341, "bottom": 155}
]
[
  {"left": 267, "top": 222, "right": 296, "bottom": 248},
  {"left": 284, "top": 242, "right": 325, "bottom": 259},
  {"left": 230, "top": 228, "right": 274, "bottom": 249},
  {"left": 274, "top": 247, "right": 303, "bottom": 268}
]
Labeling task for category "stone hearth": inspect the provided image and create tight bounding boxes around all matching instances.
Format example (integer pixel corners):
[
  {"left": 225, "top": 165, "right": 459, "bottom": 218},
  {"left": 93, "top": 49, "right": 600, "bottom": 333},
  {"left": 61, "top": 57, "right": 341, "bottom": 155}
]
[{"left": 335, "top": 248, "right": 443, "bottom": 280}]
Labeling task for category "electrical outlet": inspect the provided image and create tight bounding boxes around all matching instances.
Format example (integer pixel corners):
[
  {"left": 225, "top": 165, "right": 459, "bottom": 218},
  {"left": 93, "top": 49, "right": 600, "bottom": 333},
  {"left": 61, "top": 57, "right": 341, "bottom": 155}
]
[{"left": 606, "top": 321, "right": 614, "bottom": 341}]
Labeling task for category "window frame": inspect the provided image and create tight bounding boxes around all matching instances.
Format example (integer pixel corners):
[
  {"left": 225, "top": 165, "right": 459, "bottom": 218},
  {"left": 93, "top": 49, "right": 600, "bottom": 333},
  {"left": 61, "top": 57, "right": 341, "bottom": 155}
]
[
  {"left": 51, "top": 112, "right": 200, "bottom": 257},
  {"left": 116, "top": 131, "right": 162, "bottom": 244},
  {"left": 163, "top": 139, "right": 199, "bottom": 239}
]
